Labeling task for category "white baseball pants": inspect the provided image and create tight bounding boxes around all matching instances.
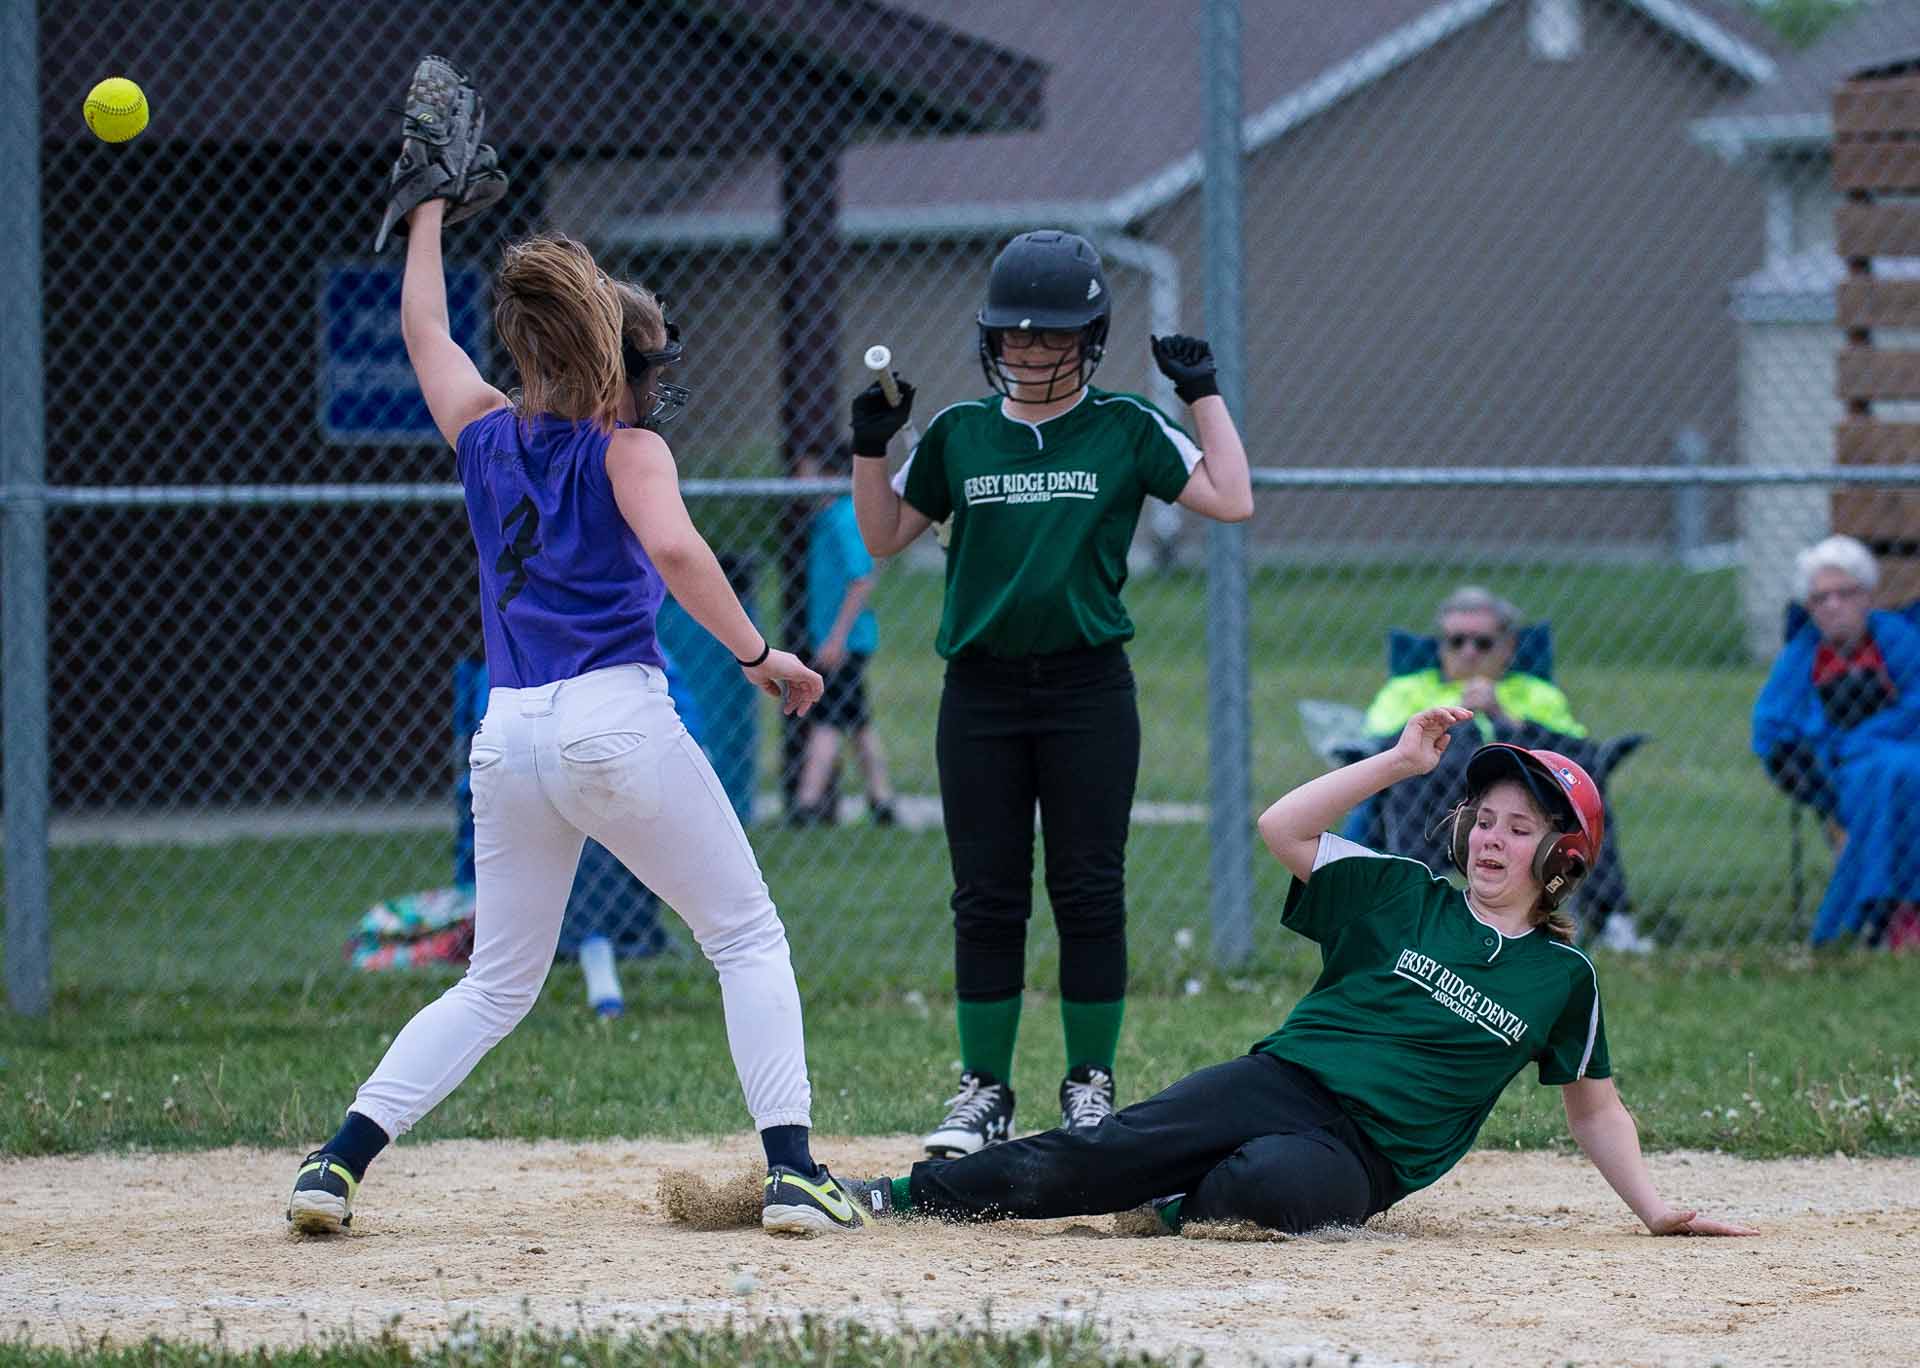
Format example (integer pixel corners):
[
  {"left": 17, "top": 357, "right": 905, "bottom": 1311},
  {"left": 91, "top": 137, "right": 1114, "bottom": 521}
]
[{"left": 351, "top": 662, "right": 812, "bottom": 1138}]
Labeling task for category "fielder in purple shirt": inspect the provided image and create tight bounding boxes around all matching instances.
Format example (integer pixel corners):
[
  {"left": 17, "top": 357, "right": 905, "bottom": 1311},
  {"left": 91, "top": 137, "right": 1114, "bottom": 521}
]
[{"left": 287, "top": 175, "right": 869, "bottom": 1237}]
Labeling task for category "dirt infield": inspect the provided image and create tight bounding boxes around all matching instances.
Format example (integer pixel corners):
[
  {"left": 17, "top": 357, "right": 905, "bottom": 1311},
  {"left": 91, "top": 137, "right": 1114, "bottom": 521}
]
[{"left": 4, "top": 1138, "right": 1917, "bottom": 1365}]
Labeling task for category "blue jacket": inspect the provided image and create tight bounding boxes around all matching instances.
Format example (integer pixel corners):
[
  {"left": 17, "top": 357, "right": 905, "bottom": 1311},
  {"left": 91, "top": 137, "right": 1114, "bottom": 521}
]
[
  {"left": 1753, "top": 609, "right": 1920, "bottom": 943},
  {"left": 1752, "top": 610, "right": 1920, "bottom": 774}
]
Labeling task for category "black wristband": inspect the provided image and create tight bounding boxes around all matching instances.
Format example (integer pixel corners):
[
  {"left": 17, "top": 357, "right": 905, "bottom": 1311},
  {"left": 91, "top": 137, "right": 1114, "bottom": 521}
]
[
  {"left": 735, "top": 640, "right": 770, "bottom": 669},
  {"left": 1176, "top": 375, "right": 1221, "bottom": 403},
  {"left": 851, "top": 447, "right": 891, "bottom": 459}
]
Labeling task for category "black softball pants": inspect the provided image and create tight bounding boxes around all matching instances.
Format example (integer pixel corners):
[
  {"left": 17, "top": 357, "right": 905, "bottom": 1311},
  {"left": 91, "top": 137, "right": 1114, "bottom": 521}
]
[
  {"left": 908, "top": 1053, "right": 1399, "bottom": 1235},
  {"left": 936, "top": 644, "right": 1139, "bottom": 1003}
]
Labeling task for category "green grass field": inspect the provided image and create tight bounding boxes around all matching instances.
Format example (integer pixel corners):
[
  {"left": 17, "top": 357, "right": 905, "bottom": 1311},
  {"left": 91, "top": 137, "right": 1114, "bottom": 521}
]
[{"left": 4, "top": 947, "right": 1916, "bottom": 1161}]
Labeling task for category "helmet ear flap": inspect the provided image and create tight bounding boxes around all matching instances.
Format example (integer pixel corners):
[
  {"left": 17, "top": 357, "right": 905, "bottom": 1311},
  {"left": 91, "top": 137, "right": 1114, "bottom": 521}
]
[{"left": 1533, "top": 835, "right": 1588, "bottom": 910}]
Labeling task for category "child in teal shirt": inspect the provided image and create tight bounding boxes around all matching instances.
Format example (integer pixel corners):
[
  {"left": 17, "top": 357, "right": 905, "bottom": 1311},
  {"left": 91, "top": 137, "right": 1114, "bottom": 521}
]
[{"left": 793, "top": 444, "right": 896, "bottom": 826}]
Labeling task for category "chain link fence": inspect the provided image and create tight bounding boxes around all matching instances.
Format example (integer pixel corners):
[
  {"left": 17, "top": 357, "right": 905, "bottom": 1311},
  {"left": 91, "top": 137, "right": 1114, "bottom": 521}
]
[{"left": 6, "top": 0, "right": 1918, "bottom": 1017}]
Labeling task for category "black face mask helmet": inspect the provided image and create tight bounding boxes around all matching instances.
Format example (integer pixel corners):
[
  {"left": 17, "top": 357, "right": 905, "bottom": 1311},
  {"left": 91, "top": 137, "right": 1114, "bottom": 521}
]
[
  {"left": 623, "top": 314, "right": 689, "bottom": 430},
  {"left": 976, "top": 229, "right": 1110, "bottom": 402}
]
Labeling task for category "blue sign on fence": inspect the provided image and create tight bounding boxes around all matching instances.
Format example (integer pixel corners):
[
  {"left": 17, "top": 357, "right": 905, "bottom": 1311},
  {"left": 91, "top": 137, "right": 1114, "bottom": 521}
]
[{"left": 319, "top": 261, "right": 488, "bottom": 443}]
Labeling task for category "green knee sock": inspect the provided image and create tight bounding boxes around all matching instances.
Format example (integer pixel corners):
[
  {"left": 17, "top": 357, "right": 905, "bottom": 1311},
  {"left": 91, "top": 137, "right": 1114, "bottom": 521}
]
[
  {"left": 1061, "top": 997, "right": 1124, "bottom": 1074},
  {"left": 957, "top": 995, "right": 1023, "bottom": 1083},
  {"left": 890, "top": 1176, "right": 914, "bottom": 1210}
]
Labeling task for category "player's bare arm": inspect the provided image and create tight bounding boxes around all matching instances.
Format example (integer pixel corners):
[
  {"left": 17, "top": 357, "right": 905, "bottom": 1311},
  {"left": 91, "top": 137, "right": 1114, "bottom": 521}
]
[
  {"left": 1150, "top": 335, "right": 1253, "bottom": 523},
  {"left": 399, "top": 200, "right": 508, "bottom": 448},
  {"left": 607, "top": 429, "right": 822, "bottom": 714},
  {"left": 1258, "top": 705, "right": 1474, "bottom": 879},
  {"left": 1176, "top": 395, "right": 1254, "bottom": 521},
  {"left": 852, "top": 456, "right": 933, "bottom": 557},
  {"left": 1562, "top": 1076, "right": 1759, "bottom": 1237}
]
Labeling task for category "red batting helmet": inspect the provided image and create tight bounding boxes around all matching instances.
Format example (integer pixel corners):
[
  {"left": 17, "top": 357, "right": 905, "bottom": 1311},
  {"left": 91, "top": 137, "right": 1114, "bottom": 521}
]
[{"left": 1450, "top": 743, "right": 1605, "bottom": 910}]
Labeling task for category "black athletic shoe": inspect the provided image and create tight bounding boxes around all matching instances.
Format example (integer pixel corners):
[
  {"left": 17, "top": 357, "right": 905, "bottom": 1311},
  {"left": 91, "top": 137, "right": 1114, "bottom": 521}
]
[
  {"left": 761, "top": 1164, "right": 869, "bottom": 1235},
  {"left": 786, "top": 802, "right": 828, "bottom": 829},
  {"left": 286, "top": 1150, "right": 358, "bottom": 1234},
  {"left": 1059, "top": 1064, "right": 1117, "bottom": 1132},
  {"left": 922, "top": 1070, "right": 1016, "bottom": 1158},
  {"left": 869, "top": 801, "right": 898, "bottom": 828}
]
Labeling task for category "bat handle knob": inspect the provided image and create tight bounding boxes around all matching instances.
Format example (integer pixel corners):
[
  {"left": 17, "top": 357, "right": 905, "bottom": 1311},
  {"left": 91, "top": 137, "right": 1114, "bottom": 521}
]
[{"left": 865, "top": 345, "right": 901, "bottom": 407}]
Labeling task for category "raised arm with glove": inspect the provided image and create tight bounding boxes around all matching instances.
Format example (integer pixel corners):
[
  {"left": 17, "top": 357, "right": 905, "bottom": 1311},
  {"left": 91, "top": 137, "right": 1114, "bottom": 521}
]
[{"left": 374, "top": 56, "right": 509, "bottom": 253}]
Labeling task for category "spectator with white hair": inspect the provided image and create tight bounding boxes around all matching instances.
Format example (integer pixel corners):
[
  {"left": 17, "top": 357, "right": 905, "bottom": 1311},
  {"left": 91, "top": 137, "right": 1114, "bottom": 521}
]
[{"left": 1753, "top": 536, "right": 1920, "bottom": 949}]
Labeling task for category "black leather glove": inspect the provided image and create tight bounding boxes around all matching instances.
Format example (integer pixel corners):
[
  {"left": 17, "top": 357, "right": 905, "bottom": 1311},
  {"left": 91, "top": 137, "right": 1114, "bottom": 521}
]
[
  {"left": 1150, "top": 334, "right": 1219, "bottom": 404},
  {"left": 850, "top": 377, "right": 917, "bottom": 456}
]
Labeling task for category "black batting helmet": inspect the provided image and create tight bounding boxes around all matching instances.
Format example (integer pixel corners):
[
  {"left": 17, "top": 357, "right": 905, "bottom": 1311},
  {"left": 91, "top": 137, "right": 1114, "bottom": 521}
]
[{"left": 977, "top": 229, "right": 1110, "bottom": 401}]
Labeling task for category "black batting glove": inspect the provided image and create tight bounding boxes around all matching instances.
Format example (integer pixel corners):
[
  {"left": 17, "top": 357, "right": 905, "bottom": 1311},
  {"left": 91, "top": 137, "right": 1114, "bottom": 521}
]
[
  {"left": 1150, "top": 334, "right": 1220, "bottom": 404},
  {"left": 850, "top": 378, "right": 917, "bottom": 456}
]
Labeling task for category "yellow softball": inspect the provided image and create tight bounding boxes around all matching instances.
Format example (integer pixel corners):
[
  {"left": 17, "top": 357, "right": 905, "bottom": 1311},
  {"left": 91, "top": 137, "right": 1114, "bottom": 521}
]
[{"left": 84, "top": 77, "right": 149, "bottom": 144}]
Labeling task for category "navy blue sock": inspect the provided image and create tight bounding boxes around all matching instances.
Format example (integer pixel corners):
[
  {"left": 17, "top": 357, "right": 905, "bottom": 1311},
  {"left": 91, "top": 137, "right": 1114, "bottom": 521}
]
[
  {"left": 322, "top": 1111, "right": 391, "bottom": 1181},
  {"left": 760, "top": 1124, "right": 815, "bottom": 1174}
]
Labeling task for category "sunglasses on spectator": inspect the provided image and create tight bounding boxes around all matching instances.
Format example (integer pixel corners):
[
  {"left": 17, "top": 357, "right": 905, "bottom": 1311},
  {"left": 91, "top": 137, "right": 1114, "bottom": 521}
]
[{"left": 1444, "top": 633, "right": 1504, "bottom": 652}]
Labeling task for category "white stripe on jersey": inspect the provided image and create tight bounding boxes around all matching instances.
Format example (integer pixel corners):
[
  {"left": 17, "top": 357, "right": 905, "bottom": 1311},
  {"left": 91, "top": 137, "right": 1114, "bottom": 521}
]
[
  {"left": 1311, "top": 831, "right": 1446, "bottom": 883},
  {"left": 1091, "top": 394, "right": 1203, "bottom": 474},
  {"left": 890, "top": 399, "right": 994, "bottom": 500},
  {"left": 1548, "top": 939, "right": 1603, "bottom": 1079}
]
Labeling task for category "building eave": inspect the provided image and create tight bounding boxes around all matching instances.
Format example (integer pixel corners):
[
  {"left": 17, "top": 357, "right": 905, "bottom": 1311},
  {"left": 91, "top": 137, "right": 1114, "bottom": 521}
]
[{"left": 1688, "top": 113, "right": 1833, "bottom": 165}]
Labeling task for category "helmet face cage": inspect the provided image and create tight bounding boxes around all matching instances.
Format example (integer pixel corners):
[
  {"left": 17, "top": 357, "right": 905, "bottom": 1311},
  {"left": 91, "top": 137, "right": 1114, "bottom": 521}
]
[
  {"left": 624, "top": 321, "right": 689, "bottom": 429},
  {"left": 977, "top": 317, "right": 1109, "bottom": 401}
]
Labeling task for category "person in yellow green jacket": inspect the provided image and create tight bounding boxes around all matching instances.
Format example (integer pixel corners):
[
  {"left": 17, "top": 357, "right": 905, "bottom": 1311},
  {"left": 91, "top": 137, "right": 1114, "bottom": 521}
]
[
  {"left": 1359, "top": 587, "right": 1652, "bottom": 954},
  {"left": 1363, "top": 587, "right": 1585, "bottom": 742}
]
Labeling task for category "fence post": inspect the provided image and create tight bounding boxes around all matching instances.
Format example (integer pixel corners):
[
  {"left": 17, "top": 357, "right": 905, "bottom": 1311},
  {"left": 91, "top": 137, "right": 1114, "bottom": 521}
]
[
  {"left": 1672, "top": 425, "right": 1707, "bottom": 564},
  {"left": 2, "top": 1, "right": 51, "bottom": 1017},
  {"left": 1203, "top": 0, "right": 1252, "bottom": 969}
]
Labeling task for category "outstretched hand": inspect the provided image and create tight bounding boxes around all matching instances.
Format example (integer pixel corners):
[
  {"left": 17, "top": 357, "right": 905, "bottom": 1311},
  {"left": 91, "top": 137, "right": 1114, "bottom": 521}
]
[
  {"left": 747, "top": 649, "right": 823, "bottom": 717},
  {"left": 1645, "top": 1208, "right": 1760, "bottom": 1237},
  {"left": 1389, "top": 706, "right": 1473, "bottom": 776}
]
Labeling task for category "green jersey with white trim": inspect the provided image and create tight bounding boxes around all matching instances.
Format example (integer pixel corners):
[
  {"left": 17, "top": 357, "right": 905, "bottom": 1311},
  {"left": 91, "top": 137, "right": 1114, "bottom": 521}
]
[
  {"left": 1253, "top": 834, "right": 1610, "bottom": 1196},
  {"left": 895, "top": 387, "right": 1199, "bottom": 659}
]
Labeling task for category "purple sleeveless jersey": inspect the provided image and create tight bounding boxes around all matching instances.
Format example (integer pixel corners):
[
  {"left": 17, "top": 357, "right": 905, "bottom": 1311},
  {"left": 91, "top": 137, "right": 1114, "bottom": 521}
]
[{"left": 455, "top": 408, "right": 667, "bottom": 687}]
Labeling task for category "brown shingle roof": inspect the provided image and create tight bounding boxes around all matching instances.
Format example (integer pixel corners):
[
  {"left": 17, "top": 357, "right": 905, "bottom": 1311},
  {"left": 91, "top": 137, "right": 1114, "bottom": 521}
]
[{"left": 600, "top": 0, "right": 1780, "bottom": 241}]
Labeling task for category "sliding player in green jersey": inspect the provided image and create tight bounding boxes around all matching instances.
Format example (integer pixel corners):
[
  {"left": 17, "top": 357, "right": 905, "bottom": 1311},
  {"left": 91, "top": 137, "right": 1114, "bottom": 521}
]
[{"left": 837, "top": 706, "right": 1756, "bottom": 1239}]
